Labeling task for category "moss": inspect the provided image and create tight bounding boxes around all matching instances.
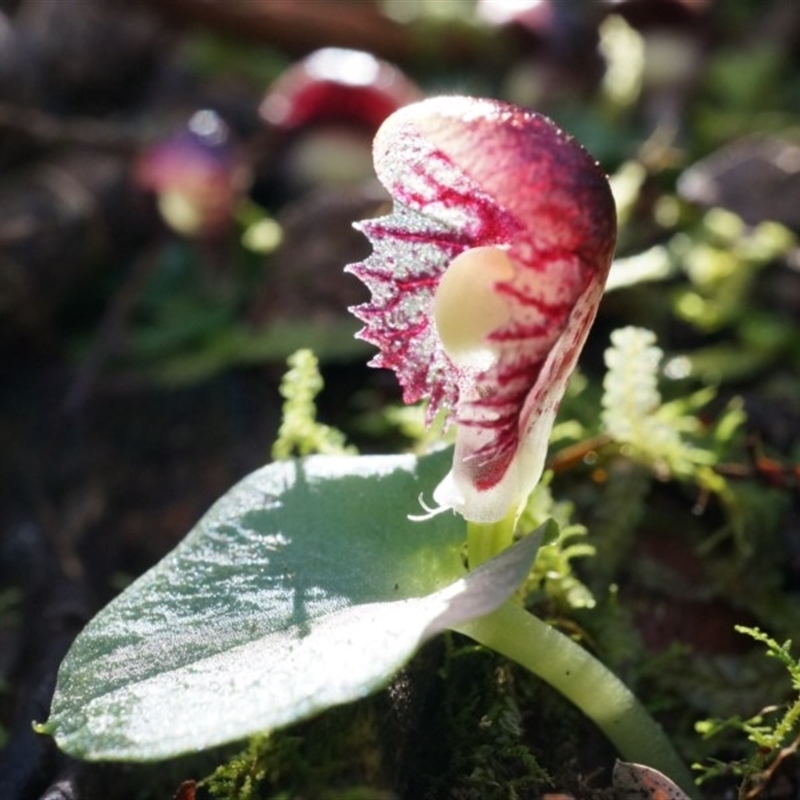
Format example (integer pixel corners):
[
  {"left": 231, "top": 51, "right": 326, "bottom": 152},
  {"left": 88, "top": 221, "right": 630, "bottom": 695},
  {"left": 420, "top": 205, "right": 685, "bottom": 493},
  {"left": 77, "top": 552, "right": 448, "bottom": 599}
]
[
  {"left": 271, "top": 349, "right": 356, "bottom": 460},
  {"left": 201, "top": 701, "right": 394, "bottom": 800},
  {"left": 404, "top": 637, "right": 558, "bottom": 800},
  {"left": 695, "top": 627, "right": 800, "bottom": 791}
]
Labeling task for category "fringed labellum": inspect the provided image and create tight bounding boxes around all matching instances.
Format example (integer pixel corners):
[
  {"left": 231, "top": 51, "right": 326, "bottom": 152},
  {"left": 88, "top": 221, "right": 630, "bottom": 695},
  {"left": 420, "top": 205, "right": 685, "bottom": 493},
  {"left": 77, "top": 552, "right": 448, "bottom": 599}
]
[{"left": 347, "top": 96, "right": 616, "bottom": 523}]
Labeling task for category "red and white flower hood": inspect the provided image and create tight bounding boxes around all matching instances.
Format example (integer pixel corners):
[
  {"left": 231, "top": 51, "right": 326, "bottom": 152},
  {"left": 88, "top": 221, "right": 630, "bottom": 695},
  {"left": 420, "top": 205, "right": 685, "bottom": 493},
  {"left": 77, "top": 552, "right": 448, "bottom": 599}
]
[{"left": 347, "top": 96, "right": 616, "bottom": 523}]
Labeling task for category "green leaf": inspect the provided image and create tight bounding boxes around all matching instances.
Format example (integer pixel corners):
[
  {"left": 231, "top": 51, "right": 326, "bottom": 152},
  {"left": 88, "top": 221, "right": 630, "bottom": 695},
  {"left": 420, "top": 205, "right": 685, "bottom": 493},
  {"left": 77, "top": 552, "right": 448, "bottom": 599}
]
[{"left": 45, "top": 450, "right": 543, "bottom": 761}]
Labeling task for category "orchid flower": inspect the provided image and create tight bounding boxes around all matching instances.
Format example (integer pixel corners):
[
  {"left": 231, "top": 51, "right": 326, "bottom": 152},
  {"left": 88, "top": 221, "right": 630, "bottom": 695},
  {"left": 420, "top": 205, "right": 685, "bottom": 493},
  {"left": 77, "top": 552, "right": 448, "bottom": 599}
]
[
  {"left": 347, "top": 96, "right": 617, "bottom": 523},
  {"left": 43, "top": 96, "right": 695, "bottom": 792},
  {"left": 260, "top": 47, "right": 421, "bottom": 134},
  {"left": 135, "top": 109, "right": 248, "bottom": 240}
]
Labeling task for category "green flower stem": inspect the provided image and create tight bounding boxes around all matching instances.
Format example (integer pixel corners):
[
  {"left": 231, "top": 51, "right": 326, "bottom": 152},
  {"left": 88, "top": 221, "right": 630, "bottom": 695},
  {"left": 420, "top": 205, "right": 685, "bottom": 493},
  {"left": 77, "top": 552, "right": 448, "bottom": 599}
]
[
  {"left": 455, "top": 600, "right": 697, "bottom": 797},
  {"left": 465, "top": 517, "right": 695, "bottom": 793},
  {"left": 466, "top": 510, "right": 517, "bottom": 569}
]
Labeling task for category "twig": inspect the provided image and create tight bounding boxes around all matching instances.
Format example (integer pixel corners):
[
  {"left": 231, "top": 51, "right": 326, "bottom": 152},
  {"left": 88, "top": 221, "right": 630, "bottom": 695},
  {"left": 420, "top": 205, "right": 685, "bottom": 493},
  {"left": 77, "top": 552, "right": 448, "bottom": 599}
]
[
  {"left": 135, "top": 0, "right": 413, "bottom": 61},
  {"left": 0, "top": 102, "right": 146, "bottom": 152}
]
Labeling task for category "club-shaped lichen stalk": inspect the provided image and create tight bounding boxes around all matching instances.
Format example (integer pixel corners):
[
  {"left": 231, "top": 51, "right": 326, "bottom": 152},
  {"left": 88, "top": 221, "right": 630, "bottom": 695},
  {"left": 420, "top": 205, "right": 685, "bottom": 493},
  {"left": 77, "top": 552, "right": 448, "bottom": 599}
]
[{"left": 347, "top": 96, "right": 617, "bottom": 523}]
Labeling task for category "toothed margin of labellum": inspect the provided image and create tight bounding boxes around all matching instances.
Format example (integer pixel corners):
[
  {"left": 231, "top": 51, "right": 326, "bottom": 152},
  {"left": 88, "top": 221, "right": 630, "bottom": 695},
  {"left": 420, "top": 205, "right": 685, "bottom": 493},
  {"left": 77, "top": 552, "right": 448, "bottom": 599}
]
[{"left": 347, "top": 96, "right": 616, "bottom": 522}]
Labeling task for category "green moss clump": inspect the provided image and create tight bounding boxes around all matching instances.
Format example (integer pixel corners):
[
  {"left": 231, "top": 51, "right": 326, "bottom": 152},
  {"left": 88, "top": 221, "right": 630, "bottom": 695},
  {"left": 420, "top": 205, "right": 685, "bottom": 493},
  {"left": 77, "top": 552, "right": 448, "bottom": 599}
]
[
  {"left": 271, "top": 349, "right": 355, "bottom": 460},
  {"left": 201, "top": 701, "right": 394, "bottom": 800}
]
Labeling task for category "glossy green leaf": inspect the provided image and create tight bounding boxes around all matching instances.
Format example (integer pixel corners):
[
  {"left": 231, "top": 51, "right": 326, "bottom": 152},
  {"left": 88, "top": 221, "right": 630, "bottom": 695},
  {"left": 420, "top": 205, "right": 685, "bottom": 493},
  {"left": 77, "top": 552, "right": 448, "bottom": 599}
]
[{"left": 45, "top": 450, "right": 543, "bottom": 761}]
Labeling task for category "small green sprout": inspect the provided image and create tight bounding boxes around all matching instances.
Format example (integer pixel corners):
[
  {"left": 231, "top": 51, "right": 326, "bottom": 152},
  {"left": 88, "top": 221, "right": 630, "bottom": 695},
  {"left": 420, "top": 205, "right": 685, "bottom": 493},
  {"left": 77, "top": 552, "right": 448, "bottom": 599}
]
[
  {"left": 695, "top": 626, "right": 800, "bottom": 795},
  {"left": 271, "top": 348, "right": 356, "bottom": 460},
  {"left": 601, "top": 325, "right": 745, "bottom": 490}
]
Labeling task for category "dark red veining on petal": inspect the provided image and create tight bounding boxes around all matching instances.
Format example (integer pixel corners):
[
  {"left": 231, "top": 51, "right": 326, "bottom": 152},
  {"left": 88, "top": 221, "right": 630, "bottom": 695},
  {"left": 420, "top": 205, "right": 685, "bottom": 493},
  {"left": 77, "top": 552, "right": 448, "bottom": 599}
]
[
  {"left": 417, "top": 101, "right": 614, "bottom": 492},
  {"left": 348, "top": 97, "right": 616, "bottom": 502},
  {"left": 349, "top": 128, "right": 523, "bottom": 419},
  {"left": 349, "top": 191, "right": 518, "bottom": 415},
  {"left": 387, "top": 150, "right": 522, "bottom": 246},
  {"left": 495, "top": 282, "right": 576, "bottom": 316}
]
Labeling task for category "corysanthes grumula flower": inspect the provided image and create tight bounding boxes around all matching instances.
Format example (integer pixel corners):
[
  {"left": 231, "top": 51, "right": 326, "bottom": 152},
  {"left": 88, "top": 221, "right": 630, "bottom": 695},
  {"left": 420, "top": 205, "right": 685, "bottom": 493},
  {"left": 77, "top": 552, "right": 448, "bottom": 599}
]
[{"left": 347, "top": 96, "right": 617, "bottom": 523}]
